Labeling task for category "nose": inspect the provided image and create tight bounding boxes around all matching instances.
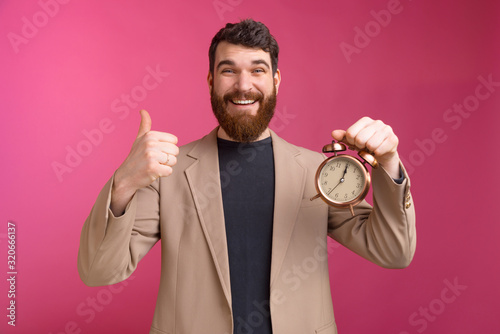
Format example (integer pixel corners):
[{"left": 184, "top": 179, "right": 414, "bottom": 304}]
[{"left": 235, "top": 71, "right": 253, "bottom": 92}]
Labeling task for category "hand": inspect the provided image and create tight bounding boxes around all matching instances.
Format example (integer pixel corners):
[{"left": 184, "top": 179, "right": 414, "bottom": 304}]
[
  {"left": 331, "top": 117, "right": 400, "bottom": 179},
  {"left": 110, "top": 109, "right": 179, "bottom": 215}
]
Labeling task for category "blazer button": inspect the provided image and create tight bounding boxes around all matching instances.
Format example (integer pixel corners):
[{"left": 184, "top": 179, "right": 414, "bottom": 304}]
[{"left": 405, "top": 202, "right": 412, "bottom": 209}]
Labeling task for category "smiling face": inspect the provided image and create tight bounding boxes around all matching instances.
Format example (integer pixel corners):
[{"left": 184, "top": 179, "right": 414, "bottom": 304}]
[{"left": 208, "top": 41, "right": 281, "bottom": 142}]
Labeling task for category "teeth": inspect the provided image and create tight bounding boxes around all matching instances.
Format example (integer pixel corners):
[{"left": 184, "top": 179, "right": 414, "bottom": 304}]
[{"left": 232, "top": 100, "right": 255, "bottom": 105}]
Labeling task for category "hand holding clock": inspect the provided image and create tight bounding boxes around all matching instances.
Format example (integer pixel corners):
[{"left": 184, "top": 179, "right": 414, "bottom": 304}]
[{"left": 331, "top": 117, "right": 400, "bottom": 179}]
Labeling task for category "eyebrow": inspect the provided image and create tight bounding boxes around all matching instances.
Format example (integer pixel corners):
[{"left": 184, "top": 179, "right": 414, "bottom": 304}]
[
  {"left": 252, "top": 59, "right": 270, "bottom": 69},
  {"left": 216, "top": 59, "right": 271, "bottom": 70}
]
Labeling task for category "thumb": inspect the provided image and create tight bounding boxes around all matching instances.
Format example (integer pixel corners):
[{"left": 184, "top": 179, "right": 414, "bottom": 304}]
[
  {"left": 331, "top": 129, "right": 346, "bottom": 142},
  {"left": 137, "top": 109, "right": 152, "bottom": 138}
]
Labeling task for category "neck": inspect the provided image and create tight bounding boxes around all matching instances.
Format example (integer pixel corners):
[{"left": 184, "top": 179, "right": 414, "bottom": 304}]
[{"left": 217, "top": 127, "right": 271, "bottom": 142}]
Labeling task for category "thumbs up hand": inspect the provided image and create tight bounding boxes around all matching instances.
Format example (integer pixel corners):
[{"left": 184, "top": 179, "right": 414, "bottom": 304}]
[{"left": 110, "top": 110, "right": 179, "bottom": 216}]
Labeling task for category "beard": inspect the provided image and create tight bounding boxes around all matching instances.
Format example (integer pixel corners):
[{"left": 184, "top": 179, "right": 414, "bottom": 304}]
[{"left": 210, "top": 85, "right": 277, "bottom": 143}]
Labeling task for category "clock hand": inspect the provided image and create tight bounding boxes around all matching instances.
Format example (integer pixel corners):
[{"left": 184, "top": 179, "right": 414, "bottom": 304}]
[
  {"left": 327, "top": 180, "right": 342, "bottom": 195},
  {"left": 327, "top": 163, "right": 349, "bottom": 196},
  {"left": 342, "top": 163, "right": 349, "bottom": 179}
]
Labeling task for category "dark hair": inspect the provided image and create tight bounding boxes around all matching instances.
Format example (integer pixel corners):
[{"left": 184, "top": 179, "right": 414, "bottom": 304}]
[{"left": 209, "top": 19, "right": 279, "bottom": 75}]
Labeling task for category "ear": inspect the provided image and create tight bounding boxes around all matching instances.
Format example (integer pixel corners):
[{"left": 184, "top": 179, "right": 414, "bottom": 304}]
[
  {"left": 274, "top": 69, "right": 281, "bottom": 95},
  {"left": 207, "top": 71, "right": 213, "bottom": 93}
]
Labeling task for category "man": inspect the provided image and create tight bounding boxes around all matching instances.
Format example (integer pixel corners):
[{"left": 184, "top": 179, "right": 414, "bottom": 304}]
[{"left": 78, "top": 19, "right": 415, "bottom": 334}]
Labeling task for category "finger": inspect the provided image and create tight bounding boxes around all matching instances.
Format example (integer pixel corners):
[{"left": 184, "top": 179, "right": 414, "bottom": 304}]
[
  {"left": 147, "top": 157, "right": 174, "bottom": 179},
  {"left": 331, "top": 129, "right": 346, "bottom": 142},
  {"left": 364, "top": 130, "right": 386, "bottom": 153},
  {"left": 344, "top": 116, "right": 374, "bottom": 144},
  {"left": 372, "top": 133, "right": 399, "bottom": 157},
  {"left": 137, "top": 109, "right": 152, "bottom": 138},
  {"left": 157, "top": 164, "right": 174, "bottom": 178},
  {"left": 157, "top": 152, "right": 177, "bottom": 165},
  {"left": 148, "top": 131, "right": 178, "bottom": 145},
  {"left": 158, "top": 142, "right": 180, "bottom": 156},
  {"left": 163, "top": 153, "right": 177, "bottom": 166},
  {"left": 354, "top": 121, "right": 385, "bottom": 150},
  {"left": 364, "top": 125, "right": 394, "bottom": 153},
  {"left": 157, "top": 152, "right": 168, "bottom": 165},
  {"left": 142, "top": 142, "right": 178, "bottom": 161}
]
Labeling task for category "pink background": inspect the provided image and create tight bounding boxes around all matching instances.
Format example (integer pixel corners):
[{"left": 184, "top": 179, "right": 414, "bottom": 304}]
[{"left": 1, "top": 0, "right": 499, "bottom": 333}]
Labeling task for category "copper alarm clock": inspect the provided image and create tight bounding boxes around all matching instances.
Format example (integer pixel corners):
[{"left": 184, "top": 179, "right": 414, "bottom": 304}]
[{"left": 311, "top": 139, "right": 378, "bottom": 216}]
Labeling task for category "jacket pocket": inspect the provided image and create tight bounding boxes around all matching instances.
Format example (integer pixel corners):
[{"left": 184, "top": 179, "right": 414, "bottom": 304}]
[
  {"left": 150, "top": 326, "right": 170, "bottom": 334},
  {"left": 315, "top": 319, "right": 337, "bottom": 333}
]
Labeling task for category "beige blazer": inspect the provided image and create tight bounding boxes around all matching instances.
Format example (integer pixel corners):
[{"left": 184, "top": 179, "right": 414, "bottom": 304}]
[{"left": 78, "top": 128, "right": 416, "bottom": 334}]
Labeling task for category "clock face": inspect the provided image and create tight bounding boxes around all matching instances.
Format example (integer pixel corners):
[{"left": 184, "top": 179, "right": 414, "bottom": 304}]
[{"left": 318, "top": 155, "right": 369, "bottom": 205}]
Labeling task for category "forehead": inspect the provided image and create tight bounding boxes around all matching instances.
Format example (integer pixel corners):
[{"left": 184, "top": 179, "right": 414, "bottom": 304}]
[{"left": 215, "top": 41, "right": 271, "bottom": 66}]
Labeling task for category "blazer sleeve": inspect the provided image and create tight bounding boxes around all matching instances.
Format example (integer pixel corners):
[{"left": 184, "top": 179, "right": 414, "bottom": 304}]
[
  {"left": 77, "top": 172, "right": 161, "bottom": 286},
  {"left": 327, "top": 163, "right": 416, "bottom": 268}
]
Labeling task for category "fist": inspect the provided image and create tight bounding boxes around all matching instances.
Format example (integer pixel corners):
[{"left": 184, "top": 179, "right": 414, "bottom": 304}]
[
  {"left": 331, "top": 117, "right": 400, "bottom": 179},
  {"left": 114, "top": 109, "right": 179, "bottom": 193}
]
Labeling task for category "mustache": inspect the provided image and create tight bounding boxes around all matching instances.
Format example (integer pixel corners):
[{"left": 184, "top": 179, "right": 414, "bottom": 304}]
[{"left": 223, "top": 91, "right": 263, "bottom": 102}]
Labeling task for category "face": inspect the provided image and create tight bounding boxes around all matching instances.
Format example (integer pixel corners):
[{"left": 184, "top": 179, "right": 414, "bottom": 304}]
[{"left": 208, "top": 41, "right": 281, "bottom": 142}]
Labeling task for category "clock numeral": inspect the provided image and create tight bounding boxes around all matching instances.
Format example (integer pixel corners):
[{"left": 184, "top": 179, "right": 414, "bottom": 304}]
[
  {"left": 335, "top": 193, "right": 339, "bottom": 198},
  {"left": 356, "top": 183, "right": 361, "bottom": 188},
  {"left": 323, "top": 172, "right": 328, "bottom": 177},
  {"left": 356, "top": 174, "right": 361, "bottom": 180},
  {"left": 344, "top": 193, "right": 348, "bottom": 199},
  {"left": 352, "top": 190, "right": 355, "bottom": 195},
  {"left": 329, "top": 166, "right": 335, "bottom": 171},
  {"left": 336, "top": 162, "right": 342, "bottom": 168}
]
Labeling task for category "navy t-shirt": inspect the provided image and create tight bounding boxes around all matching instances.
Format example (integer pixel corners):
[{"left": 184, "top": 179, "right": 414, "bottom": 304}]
[{"left": 217, "top": 137, "right": 275, "bottom": 334}]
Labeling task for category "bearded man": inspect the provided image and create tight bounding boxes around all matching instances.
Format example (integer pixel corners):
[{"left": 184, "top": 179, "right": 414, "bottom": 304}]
[{"left": 78, "top": 19, "right": 416, "bottom": 334}]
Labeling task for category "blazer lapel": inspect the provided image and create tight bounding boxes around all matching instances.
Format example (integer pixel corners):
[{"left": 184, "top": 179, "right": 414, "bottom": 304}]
[
  {"left": 184, "top": 128, "right": 232, "bottom": 307},
  {"left": 269, "top": 130, "right": 307, "bottom": 287}
]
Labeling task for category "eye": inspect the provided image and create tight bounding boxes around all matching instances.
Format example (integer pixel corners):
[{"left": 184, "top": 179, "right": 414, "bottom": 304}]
[
  {"left": 253, "top": 68, "right": 265, "bottom": 73},
  {"left": 221, "top": 68, "right": 234, "bottom": 74}
]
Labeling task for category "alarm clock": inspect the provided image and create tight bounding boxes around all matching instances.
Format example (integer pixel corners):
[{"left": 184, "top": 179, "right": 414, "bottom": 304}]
[{"left": 310, "top": 139, "right": 378, "bottom": 216}]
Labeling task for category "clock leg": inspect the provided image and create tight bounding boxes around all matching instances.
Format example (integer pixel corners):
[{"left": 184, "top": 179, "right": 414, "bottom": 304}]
[
  {"left": 349, "top": 205, "right": 355, "bottom": 217},
  {"left": 310, "top": 193, "right": 321, "bottom": 201}
]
